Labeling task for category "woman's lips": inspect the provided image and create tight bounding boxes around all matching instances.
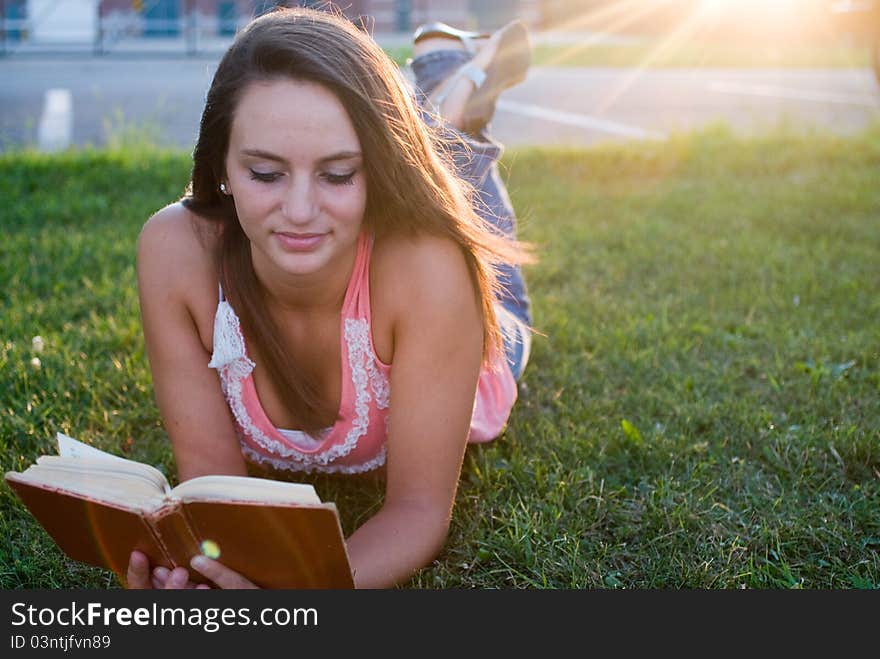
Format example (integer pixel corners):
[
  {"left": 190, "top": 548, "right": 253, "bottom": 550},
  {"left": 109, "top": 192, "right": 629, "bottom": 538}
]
[{"left": 274, "top": 232, "right": 326, "bottom": 252}]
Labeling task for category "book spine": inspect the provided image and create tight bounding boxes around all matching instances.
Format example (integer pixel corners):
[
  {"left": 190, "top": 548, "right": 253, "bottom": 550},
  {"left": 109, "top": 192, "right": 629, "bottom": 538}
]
[{"left": 150, "top": 502, "right": 202, "bottom": 571}]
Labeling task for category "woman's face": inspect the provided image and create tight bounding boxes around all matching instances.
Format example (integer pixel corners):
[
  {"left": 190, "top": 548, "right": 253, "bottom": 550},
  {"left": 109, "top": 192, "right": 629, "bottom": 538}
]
[{"left": 224, "top": 78, "right": 367, "bottom": 282}]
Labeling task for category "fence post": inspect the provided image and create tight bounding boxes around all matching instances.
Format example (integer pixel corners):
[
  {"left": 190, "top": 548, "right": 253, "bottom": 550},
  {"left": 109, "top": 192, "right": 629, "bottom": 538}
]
[
  {"left": 94, "top": 0, "right": 104, "bottom": 56},
  {"left": 1, "top": 0, "right": 7, "bottom": 57},
  {"left": 186, "top": 0, "right": 195, "bottom": 56}
]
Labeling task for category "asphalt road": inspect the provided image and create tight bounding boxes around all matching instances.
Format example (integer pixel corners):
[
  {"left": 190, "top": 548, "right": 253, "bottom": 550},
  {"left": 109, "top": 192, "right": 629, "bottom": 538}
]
[{"left": 1, "top": 56, "right": 879, "bottom": 151}]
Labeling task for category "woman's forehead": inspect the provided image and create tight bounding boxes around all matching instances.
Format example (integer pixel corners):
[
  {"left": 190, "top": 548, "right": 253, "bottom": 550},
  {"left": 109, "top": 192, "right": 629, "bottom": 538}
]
[{"left": 229, "top": 79, "right": 361, "bottom": 156}]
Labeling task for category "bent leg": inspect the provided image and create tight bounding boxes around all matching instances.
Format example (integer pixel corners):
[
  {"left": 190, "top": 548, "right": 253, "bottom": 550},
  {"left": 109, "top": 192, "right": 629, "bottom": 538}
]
[{"left": 410, "top": 44, "right": 533, "bottom": 378}]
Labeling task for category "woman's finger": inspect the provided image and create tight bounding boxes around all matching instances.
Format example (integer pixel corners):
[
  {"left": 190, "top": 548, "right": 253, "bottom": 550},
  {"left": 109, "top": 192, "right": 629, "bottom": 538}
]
[
  {"left": 126, "top": 551, "right": 152, "bottom": 589},
  {"left": 190, "top": 556, "right": 257, "bottom": 589},
  {"left": 151, "top": 566, "right": 170, "bottom": 589},
  {"left": 164, "top": 567, "right": 192, "bottom": 590}
]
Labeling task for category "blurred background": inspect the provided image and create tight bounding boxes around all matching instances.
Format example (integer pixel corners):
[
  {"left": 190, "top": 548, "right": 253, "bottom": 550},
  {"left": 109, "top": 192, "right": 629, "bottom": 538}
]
[
  {"left": 2, "top": 1, "right": 879, "bottom": 150},
  {"left": 0, "top": 1, "right": 877, "bottom": 54}
]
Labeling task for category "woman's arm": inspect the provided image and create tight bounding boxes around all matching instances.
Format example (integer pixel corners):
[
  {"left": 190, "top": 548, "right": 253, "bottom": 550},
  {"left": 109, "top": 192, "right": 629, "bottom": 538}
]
[
  {"left": 345, "top": 234, "right": 484, "bottom": 588},
  {"left": 137, "top": 204, "right": 248, "bottom": 481},
  {"left": 133, "top": 226, "right": 484, "bottom": 589}
]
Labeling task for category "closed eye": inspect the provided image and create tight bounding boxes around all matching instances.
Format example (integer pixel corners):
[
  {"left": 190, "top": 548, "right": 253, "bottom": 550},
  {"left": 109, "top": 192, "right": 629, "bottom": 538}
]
[
  {"left": 322, "top": 171, "right": 356, "bottom": 185},
  {"left": 249, "top": 169, "right": 282, "bottom": 183}
]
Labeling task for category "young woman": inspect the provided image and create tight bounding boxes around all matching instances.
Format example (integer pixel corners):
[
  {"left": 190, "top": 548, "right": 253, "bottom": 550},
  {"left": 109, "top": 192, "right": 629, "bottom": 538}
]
[{"left": 127, "top": 7, "right": 533, "bottom": 589}]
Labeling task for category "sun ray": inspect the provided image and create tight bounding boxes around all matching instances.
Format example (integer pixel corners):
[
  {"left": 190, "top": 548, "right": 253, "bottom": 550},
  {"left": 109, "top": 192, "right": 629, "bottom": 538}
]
[
  {"left": 542, "top": 0, "right": 669, "bottom": 68},
  {"left": 591, "top": 1, "right": 723, "bottom": 117},
  {"left": 546, "top": 0, "right": 655, "bottom": 33}
]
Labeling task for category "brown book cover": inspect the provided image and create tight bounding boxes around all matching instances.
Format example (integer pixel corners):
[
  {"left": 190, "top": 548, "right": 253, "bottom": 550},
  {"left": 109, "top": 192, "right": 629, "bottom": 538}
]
[{"left": 5, "top": 434, "right": 354, "bottom": 589}]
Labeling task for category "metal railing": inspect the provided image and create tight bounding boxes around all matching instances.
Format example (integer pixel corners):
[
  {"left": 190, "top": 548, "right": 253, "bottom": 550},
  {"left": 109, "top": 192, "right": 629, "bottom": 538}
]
[{"left": 0, "top": 0, "right": 279, "bottom": 56}]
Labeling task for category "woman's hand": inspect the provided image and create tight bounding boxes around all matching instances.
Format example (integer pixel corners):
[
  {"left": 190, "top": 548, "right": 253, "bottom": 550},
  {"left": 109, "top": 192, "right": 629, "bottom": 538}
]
[
  {"left": 126, "top": 550, "right": 258, "bottom": 589},
  {"left": 126, "top": 550, "right": 202, "bottom": 589}
]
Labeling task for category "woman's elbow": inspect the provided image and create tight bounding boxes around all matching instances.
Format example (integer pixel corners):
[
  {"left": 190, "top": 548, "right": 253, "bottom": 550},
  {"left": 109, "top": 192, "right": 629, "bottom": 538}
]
[{"left": 410, "top": 504, "right": 455, "bottom": 566}]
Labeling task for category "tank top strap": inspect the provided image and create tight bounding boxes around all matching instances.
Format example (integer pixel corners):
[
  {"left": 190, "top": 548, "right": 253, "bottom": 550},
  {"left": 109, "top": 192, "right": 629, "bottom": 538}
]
[{"left": 342, "top": 231, "right": 374, "bottom": 320}]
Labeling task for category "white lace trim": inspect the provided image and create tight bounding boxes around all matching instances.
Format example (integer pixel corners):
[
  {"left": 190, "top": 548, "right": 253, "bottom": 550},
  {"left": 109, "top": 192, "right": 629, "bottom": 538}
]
[
  {"left": 207, "top": 299, "right": 255, "bottom": 372},
  {"left": 207, "top": 300, "right": 390, "bottom": 473},
  {"left": 366, "top": 348, "right": 390, "bottom": 409},
  {"left": 241, "top": 443, "right": 386, "bottom": 474}
]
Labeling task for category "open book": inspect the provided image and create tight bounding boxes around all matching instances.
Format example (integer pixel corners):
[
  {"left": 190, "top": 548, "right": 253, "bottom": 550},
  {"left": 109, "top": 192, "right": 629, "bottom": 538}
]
[{"left": 5, "top": 433, "right": 353, "bottom": 589}]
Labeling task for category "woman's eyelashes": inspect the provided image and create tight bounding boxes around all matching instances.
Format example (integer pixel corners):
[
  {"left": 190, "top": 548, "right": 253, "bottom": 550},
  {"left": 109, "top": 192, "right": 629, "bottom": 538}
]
[
  {"left": 249, "top": 169, "right": 281, "bottom": 183},
  {"left": 321, "top": 171, "right": 356, "bottom": 185},
  {"left": 247, "top": 169, "right": 356, "bottom": 185}
]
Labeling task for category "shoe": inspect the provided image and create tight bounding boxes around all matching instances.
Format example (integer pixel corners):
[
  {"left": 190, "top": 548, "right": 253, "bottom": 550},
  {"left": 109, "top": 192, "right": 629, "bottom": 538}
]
[
  {"left": 413, "top": 21, "right": 489, "bottom": 53},
  {"left": 461, "top": 19, "right": 531, "bottom": 134}
]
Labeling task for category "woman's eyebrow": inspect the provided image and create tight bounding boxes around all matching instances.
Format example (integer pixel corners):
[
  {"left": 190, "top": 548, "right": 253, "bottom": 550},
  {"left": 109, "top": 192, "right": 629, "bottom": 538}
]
[
  {"left": 239, "top": 149, "right": 362, "bottom": 164},
  {"left": 318, "top": 150, "right": 362, "bottom": 164},
  {"left": 240, "top": 148, "right": 286, "bottom": 162}
]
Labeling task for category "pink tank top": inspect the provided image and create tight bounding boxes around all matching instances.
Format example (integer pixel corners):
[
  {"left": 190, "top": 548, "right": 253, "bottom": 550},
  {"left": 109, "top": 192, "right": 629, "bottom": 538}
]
[{"left": 208, "top": 232, "right": 517, "bottom": 474}]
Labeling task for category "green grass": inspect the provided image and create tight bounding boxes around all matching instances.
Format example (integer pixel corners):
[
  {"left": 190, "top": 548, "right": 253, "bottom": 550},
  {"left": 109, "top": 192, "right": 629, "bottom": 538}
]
[
  {"left": 532, "top": 40, "right": 872, "bottom": 69},
  {"left": 1, "top": 124, "right": 879, "bottom": 589},
  {"left": 386, "top": 39, "right": 873, "bottom": 69}
]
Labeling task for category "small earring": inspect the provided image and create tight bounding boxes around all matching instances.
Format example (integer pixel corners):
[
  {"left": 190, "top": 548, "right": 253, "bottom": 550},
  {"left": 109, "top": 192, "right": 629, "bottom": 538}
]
[{"left": 220, "top": 182, "right": 228, "bottom": 194}]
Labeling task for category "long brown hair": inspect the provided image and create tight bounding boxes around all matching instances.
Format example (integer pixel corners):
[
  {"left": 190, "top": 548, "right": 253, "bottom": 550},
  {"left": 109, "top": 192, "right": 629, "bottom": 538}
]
[{"left": 182, "top": 6, "right": 530, "bottom": 434}]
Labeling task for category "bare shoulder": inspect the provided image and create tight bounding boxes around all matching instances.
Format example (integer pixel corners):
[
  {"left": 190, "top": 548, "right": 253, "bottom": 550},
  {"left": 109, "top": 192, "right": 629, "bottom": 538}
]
[
  {"left": 137, "top": 202, "right": 221, "bottom": 346},
  {"left": 371, "top": 232, "right": 480, "bottom": 322},
  {"left": 138, "top": 202, "right": 219, "bottom": 286},
  {"left": 373, "top": 232, "right": 476, "bottom": 299},
  {"left": 140, "top": 200, "right": 219, "bottom": 262}
]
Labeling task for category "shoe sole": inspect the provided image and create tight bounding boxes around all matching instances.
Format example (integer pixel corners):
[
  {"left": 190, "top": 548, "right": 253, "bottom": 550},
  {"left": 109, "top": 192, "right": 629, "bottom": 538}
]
[{"left": 413, "top": 22, "right": 489, "bottom": 46}]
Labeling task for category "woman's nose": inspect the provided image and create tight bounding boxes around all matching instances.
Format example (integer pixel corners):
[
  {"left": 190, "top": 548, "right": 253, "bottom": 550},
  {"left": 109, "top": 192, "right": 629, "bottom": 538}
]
[{"left": 281, "top": 176, "right": 318, "bottom": 224}]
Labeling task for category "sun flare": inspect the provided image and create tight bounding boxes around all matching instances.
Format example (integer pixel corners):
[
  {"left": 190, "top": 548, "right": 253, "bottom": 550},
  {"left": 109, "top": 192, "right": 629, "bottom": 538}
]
[
  {"left": 700, "top": 0, "right": 798, "bottom": 16},
  {"left": 543, "top": 0, "right": 816, "bottom": 116}
]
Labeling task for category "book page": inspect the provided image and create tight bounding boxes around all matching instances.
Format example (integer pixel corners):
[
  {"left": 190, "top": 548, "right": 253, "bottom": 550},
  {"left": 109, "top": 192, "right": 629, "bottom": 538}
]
[
  {"left": 55, "top": 432, "right": 170, "bottom": 493},
  {"left": 34, "top": 456, "right": 169, "bottom": 494},
  {"left": 6, "top": 463, "right": 166, "bottom": 511},
  {"left": 172, "top": 475, "right": 321, "bottom": 505},
  {"left": 56, "top": 432, "right": 121, "bottom": 460}
]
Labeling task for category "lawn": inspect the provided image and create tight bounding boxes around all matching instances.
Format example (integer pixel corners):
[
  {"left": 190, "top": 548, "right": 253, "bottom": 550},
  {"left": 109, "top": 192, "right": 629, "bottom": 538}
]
[
  {"left": 385, "top": 39, "right": 874, "bottom": 69},
  {"left": 1, "top": 124, "right": 878, "bottom": 588},
  {"left": 531, "top": 39, "right": 873, "bottom": 69}
]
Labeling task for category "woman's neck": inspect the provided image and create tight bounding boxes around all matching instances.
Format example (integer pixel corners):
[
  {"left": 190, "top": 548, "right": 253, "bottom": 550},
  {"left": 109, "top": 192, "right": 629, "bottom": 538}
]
[{"left": 250, "top": 242, "right": 358, "bottom": 316}]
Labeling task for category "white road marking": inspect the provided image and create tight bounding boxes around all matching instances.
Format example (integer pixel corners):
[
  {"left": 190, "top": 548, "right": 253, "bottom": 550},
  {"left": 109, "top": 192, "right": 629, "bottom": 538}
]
[
  {"left": 37, "top": 88, "right": 73, "bottom": 152},
  {"left": 497, "top": 99, "right": 668, "bottom": 140},
  {"left": 706, "top": 81, "right": 879, "bottom": 107}
]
